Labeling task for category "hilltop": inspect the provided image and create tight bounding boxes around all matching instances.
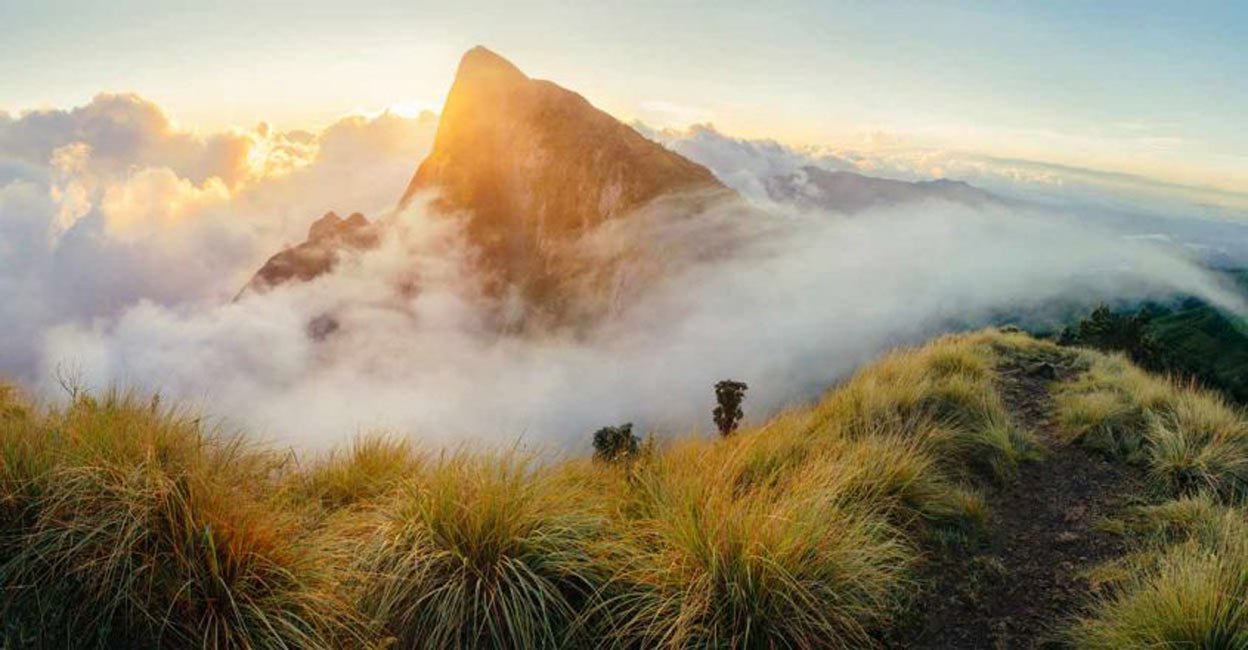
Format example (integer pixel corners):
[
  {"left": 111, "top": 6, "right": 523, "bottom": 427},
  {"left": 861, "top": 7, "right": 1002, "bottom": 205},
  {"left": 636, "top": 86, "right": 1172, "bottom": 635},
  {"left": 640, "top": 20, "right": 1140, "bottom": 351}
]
[{"left": 3, "top": 328, "right": 1245, "bottom": 648}]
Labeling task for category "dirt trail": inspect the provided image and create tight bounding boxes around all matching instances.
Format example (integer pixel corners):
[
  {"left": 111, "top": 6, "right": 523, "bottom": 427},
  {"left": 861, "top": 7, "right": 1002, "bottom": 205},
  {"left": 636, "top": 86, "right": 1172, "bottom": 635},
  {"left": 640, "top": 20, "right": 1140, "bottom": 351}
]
[{"left": 893, "top": 349, "right": 1144, "bottom": 649}]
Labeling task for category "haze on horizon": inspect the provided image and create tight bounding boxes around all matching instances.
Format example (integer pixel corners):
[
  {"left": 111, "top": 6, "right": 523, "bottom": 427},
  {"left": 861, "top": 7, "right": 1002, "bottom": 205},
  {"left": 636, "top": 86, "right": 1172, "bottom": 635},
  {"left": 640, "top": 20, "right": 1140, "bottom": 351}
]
[{"left": 2, "top": 0, "right": 1246, "bottom": 196}]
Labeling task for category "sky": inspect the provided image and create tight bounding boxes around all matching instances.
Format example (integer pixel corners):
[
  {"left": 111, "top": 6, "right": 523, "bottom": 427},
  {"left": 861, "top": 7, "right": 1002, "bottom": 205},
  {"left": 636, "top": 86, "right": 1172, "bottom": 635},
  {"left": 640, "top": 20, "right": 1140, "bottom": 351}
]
[{"left": 1, "top": 1, "right": 1245, "bottom": 191}]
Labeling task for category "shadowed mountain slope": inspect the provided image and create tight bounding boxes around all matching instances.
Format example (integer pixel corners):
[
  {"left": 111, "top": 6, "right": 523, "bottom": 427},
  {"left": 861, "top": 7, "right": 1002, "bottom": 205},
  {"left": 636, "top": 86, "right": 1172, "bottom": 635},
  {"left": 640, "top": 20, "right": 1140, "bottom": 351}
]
[
  {"left": 240, "top": 211, "right": 378, "bottom": 296},
  {"left": 765, "top": 165, "right": 996, "bottom": 213}
]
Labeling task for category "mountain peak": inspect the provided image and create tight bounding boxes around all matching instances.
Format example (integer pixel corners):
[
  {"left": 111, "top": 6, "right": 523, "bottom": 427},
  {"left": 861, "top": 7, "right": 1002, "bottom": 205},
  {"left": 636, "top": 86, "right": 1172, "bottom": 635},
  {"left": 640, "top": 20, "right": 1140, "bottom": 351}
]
[
  {"left": 456, "top": 46, "right": 526, "bottom": 83},
  {"left": 244, "top": 47, "right": 731, "bottom": 322},
  {"left": 397, "top": 47, "right": 730, "bottom": 317}
]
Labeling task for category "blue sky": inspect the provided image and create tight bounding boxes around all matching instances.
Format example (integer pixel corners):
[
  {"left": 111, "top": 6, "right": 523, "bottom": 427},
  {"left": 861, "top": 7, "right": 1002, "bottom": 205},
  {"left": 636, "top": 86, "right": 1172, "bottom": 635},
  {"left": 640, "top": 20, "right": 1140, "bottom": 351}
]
[{"left": 2, "top": 0, "right": 1245, "bottom": 191}]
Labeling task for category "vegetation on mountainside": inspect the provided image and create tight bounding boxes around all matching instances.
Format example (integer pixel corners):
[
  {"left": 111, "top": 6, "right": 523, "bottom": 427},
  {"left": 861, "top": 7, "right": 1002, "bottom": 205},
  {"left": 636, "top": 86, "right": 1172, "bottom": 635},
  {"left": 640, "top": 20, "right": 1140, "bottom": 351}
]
[
  {"left": 1057, "top": 269, "right": 1248, "bottom": 404},
  {"left": 4, "top": 330, "right": 1246, "bottom": 648},
  {"left": 1, "top": 332, "right": 1032, "bottom": 649},
  {"left": 1055, "top": 350, "right": 1248, "bottom": 647}
]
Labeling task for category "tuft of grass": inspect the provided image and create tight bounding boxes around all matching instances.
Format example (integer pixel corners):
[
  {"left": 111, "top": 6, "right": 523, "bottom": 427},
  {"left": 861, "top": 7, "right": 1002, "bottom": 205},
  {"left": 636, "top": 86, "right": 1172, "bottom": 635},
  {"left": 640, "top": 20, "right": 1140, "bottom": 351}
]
[
  {"left": 288, "top": 434, "right": 423, "bottom": 511},
  {"left": 351, "top": 452, "right": 608, "bottom": 649},
  {"left": 809, "top": 332, "right": 1038, "bottom": 483},
  {"left": 602, "top": 447, "right": 915, "bottom": 649},
  {"left": 0, "top": 389, "right": 363, "bottom": 649},
  {"left": 1055, "top": 351, "right": 1248, "bottom": 500},
  {"left": 1072, "top": 495, "right": 1248, "bottom": 649}
]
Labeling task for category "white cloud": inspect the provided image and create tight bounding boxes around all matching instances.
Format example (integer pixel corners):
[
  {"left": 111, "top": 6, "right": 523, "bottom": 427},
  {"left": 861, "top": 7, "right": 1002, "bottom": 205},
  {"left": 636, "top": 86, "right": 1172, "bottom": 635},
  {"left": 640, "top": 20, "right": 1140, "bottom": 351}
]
[
  {"left": 0, "top": 94, "right": 437, "bottom": 383},
  {"left": 4, "top": 94, "right": 1248, "bottom": 456}
]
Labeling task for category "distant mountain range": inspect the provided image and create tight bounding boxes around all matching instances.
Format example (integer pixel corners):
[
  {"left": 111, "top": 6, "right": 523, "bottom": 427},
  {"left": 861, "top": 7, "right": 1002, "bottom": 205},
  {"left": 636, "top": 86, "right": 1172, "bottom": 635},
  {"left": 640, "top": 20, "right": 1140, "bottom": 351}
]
[{"left": 765, "top": 166, "right": 996, "bottom": 213}]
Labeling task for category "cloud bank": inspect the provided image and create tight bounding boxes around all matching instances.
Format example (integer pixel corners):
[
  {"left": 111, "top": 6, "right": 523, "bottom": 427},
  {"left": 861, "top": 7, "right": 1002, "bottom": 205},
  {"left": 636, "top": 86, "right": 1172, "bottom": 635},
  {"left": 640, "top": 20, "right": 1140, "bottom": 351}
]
[{"left": 3, "top": 96, "right": 1247, "bottom": 453}]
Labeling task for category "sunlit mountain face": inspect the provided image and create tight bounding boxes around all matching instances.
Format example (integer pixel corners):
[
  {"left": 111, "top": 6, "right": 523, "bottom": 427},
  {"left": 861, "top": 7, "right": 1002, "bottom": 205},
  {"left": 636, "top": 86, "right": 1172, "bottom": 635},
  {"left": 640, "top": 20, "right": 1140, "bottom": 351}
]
[{"left": 3, "top": 20, "right": 1248, "bottom": 450}]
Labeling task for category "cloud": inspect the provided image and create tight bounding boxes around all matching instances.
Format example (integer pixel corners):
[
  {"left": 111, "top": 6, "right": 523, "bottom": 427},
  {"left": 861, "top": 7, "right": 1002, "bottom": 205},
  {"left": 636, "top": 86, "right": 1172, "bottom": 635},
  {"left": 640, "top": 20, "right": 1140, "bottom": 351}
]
[
  {"left": 639, "top": 123, "right": 1248, "bottom": 265},
  {"left": 99, "top": 167, "right": 232, "bottom": 240},
  {"left": 5, "top": 94, "right": 1248, "bottom": 456},
  {"left": 0, "top": 94, "right": 437, "bottom": 383},
  {"left": 0, "top": 93, "right": 253, "bottom": 187},
  {"left": 35, "top": 189, "right": 1248, "bottom": 454},
  {"left": 633, "top": 122, "right": 854, "bottom": 203}
]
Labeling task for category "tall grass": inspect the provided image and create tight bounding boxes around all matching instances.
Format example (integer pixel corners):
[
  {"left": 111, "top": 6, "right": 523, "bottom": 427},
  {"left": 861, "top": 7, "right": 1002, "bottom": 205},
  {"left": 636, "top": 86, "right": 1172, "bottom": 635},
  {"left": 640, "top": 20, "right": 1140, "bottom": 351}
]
[
  {"left": 599, "top": 443, "right": 915, "bottom": 649},
  {"left": 1072, "top": 495, "right": 1248, "bottom": 649},
  {"left": 807, "top": 332, "right": 1038, "bottom": 483},
  {"left": 287, "top": 434, "right": 423, "bottom": 511},
  {"left": 351, "top": 452, "right": 609, "bottom": 649},
  {"left": 0, "top": 388, "right": 362, "bottom": 649},
  {"left": 1055, "top": 352, "right": 1248, "bottom": 500},
  {"left": 1055, "top": 350, "right": 1248, "bottom": 648},
  {"left": 0, "top": 329, "right": 1048, "bottom": 648}
]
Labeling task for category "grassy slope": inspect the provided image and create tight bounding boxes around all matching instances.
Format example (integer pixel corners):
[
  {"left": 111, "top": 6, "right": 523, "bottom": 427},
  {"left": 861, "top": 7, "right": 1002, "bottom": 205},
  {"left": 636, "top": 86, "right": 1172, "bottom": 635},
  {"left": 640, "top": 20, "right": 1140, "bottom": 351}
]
[
  {"left": 2, "top": 331, "right": 1246, "bottom": 648},
  {"left": 1144, "top": 268, "right": 1248, "bottom": 402},
  {"left": 1146, "top": 308, "right": 1248, "bottom": 407},
  {"left": 1053, "top": 349, "right": 1248, "bottom": 647}
]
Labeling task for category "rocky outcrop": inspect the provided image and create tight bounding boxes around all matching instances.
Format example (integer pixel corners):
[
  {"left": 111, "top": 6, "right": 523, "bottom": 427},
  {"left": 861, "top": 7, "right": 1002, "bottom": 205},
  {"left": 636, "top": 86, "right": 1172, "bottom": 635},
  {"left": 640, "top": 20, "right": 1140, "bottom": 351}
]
[
  {"left": 241, "top": 211, "right": 378, "bottom": 296},
  {"left": 241, "top": 47, "right": 732, "bottom": 314}
]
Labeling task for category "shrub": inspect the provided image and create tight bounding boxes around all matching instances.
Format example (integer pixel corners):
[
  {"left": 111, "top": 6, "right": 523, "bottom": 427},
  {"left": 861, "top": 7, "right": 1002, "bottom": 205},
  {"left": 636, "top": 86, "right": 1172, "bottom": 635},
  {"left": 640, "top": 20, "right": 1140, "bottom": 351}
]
[
  {"left": 1059, "top": 304, "right": 1166, "bottom": 371},
  {"left": 713, "top": 380, "right": 748, "bottom": 436},
  {"left": 593, "top": 423, "right": 640, "bottom": 463}
]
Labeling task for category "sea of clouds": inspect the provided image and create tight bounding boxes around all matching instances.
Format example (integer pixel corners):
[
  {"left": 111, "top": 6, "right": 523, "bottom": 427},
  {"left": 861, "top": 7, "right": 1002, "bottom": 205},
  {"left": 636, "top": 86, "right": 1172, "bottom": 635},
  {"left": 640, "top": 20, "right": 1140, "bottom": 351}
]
[{"left": 2, "top": 96, "right": 1246, "bottom": 453}]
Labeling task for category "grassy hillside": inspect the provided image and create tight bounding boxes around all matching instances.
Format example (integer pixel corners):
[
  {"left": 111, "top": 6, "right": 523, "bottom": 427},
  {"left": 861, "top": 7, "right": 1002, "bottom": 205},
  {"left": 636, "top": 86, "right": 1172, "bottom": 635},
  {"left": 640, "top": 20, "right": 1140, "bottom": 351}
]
[
  {"left": 1055, "top": 268, "right": 1248, "bottom": 404},
  {"left": 2, "top": 331, "right": 1246, "bottom": 648},
  {"left": 1053, "top": 349, "right": 1248, "bottom": 647},
  {"left": 1145, "top": 299, "right": 1248, "bottom": 402}
]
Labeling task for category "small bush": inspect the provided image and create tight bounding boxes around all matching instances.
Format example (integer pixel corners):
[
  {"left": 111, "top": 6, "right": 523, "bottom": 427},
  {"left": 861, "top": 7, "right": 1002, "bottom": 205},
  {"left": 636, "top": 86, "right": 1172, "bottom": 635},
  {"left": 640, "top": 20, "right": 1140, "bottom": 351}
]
[{"left": 592, "top": 423, "right": 639, "bottom": 463}]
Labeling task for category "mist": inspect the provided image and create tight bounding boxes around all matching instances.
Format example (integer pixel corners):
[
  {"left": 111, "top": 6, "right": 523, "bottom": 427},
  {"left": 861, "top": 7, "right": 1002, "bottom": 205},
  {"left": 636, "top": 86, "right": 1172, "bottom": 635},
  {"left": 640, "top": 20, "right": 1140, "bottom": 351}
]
[
  {"left": 4, "top": 96, "right": 1248, "bottom": 453},
  {"left": 34, "top": 193, "right": 1248, "bottom": 453}
]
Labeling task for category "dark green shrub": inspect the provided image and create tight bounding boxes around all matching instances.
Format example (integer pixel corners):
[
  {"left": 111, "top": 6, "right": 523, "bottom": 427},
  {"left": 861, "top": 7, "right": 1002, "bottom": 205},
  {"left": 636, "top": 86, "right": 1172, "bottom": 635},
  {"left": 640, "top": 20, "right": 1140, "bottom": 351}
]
[{"left": 592, "top": 423, "right": 638, "bottom": 463}]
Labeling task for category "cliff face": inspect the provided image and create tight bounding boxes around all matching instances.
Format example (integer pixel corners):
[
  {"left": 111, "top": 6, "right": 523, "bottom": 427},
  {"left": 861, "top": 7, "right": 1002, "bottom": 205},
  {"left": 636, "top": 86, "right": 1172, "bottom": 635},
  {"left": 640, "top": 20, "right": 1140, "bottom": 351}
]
[{"left": 399, "top": 47, "right": 730, "bottom": 306}]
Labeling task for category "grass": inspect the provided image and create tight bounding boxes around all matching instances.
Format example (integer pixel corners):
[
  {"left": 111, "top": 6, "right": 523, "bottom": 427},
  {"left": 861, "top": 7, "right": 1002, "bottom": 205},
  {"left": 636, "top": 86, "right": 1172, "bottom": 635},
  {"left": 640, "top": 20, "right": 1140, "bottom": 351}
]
[
  {"left": 1054, "top": 352, "right": 1248, "bottom": 500},
  {"left": 1072, "top": 495, "right": 1248, "bottom": 649},
  {"left": 286, "top": 434, "right": 423, "bottom": 512},
  {"left": 0, "top": 330, "right": 1052, "bottom": 648},
  {"left": 0, "top": 389, "right": 361, "bottom": 649},
  {"left": 350, "top": 452, "right": 608, "bottom": 649},
  {"left": 1054, "top": 348, "right": 1248, "bottom": 648}
]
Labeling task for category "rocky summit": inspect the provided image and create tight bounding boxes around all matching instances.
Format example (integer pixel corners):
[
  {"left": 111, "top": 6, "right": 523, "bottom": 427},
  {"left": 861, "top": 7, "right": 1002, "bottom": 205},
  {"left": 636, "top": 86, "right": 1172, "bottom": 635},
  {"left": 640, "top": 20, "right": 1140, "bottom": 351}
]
[
  {"left": 399, "top": 46, "right": 731, "bottom": 305},
  {"left": 243, "top": 47, "right": 735, "bottom": 323}
]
